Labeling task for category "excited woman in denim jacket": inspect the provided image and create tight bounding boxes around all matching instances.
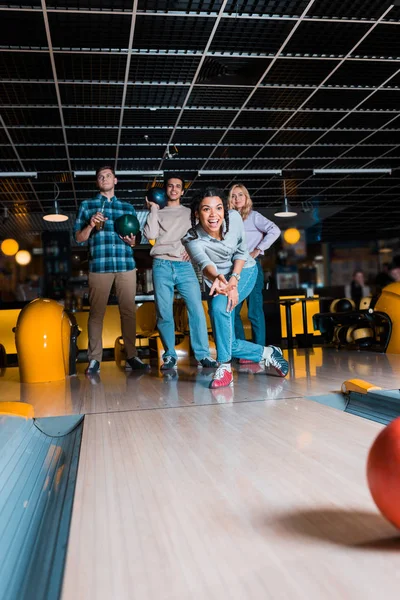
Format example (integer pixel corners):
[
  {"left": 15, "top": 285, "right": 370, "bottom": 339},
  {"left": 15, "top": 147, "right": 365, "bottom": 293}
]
[{"left": 183, "top": 187, "right": 289, "bottom": 389}]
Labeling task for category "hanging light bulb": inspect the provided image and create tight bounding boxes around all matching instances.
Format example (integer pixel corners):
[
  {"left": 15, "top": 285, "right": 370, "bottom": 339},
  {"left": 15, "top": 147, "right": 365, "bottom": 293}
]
[
  {"left": 1, "top": 238, "right": 19, "bottom": 256},
  {"left": 274, "top": 181, "right": 297, "bottom": 218},
  {"left": 15, "top": 250, "right": 32, "bottom": 266},
  {"left": 43, "top": 183, "right": 69, "bottom": 222},
  {"left": 284, "top": 228, "right": 301, "bottom": 245}
]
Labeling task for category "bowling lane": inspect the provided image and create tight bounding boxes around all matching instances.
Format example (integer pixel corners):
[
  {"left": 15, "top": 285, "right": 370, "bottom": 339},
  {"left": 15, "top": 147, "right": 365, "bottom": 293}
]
[{"left": 62, "top": 398, "right": 399, "bottom": 600}]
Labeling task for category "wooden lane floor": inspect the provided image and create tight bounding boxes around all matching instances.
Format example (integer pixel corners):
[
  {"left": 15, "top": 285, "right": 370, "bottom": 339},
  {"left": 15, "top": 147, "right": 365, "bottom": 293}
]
[
  {"left": 1, "top": 348, "right": 400, "bottom": 418},
  {"left": 62, "top": 398, "right": 400, "bottom": 600}
]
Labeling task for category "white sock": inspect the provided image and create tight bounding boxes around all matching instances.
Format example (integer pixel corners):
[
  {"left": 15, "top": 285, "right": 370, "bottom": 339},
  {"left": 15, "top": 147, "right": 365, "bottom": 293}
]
[{"left": 262, "top": 347, "right": 273, "bottom": 361}]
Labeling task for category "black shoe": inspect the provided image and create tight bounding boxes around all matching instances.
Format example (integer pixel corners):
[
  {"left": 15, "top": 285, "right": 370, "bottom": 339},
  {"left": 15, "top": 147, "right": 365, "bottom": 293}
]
[
  {"left": 160, "top": 356, "right": 177, "bottom": 370},
  {"left": 199, "top": 357, "right": 218, "bottom": 368},
  {"left": 125, "top": 356, "right": 150, "bottom": 371},
  {"left": 85, "top": 359, "right": 100, "bottom": 375}
]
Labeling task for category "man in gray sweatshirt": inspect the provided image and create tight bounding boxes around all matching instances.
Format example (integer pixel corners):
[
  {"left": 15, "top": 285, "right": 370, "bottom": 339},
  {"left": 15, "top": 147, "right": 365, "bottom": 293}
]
[{"left": 144, "top": 174, "right": 217, "bottom": 370}]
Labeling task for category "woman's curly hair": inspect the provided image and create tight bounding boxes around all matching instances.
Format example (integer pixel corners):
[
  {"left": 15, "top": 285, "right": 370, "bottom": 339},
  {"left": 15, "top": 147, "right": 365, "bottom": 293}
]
[{"left": 189, "top": 187, "right": 230, "bottom": 239}]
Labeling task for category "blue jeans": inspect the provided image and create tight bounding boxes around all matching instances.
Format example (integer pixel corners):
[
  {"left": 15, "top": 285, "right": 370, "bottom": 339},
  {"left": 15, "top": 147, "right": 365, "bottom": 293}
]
[
  {"left": 208, "top": 265, "right": 264, "bottom": 364},
  {"left": 152, "top": 259, "right": 210, "bottom": 361},
  {"left": 235, "top": 260, "right": 266, "bottom": 345}
]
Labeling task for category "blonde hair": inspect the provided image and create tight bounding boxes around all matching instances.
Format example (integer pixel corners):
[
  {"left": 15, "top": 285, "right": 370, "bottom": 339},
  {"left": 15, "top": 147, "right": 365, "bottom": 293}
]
[{"left": 228, "top": 183, "right": 253, "bottom": 221}]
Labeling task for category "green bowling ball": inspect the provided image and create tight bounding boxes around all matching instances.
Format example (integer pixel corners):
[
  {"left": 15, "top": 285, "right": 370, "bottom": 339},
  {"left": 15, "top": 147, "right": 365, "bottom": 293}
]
[{"left": 114, "top": 213, "right": 140, "bottom": 237}]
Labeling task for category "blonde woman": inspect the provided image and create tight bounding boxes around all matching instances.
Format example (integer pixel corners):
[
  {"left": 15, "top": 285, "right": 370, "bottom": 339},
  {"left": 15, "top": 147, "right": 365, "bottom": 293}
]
[{"left": 228, "top": 184, "right": 281, "bottom": 347}]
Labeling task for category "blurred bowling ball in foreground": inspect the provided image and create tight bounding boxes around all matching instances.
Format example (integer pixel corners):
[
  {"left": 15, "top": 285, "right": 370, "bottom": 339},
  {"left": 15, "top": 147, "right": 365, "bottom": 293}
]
[
  {"left": 114, "top": 214, "right": 140, "bottom": 237},
  {"left": 146, "top": 187, "right": 167, "bottom": 208},
  {"left": 367, "top": 417, "right": 400, "bottom": 529}
]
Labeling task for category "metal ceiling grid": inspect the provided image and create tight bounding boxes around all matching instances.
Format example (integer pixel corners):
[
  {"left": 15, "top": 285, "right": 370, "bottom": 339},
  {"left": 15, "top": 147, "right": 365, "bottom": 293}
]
[
  {"left": 123, "top": 84, "right": 189, "bottom": 106},
  {"left": 327, "top": 60, "right": 400, "bottom": 87},
  {"left": 211, "top": 145, "right": 262, "bottom": 159},
  {"left": 61, "top": 129, "right": 117, "bottom": 146},
  {"left": 47, "top": 12, "right": 133, "bottom": 49},
  {"left": 224, "top": 0, "right": 311, "bottom": 17},
  {"left": 209, "top": 19, "right": 294, "bottom": 54},
  {"left": 302, "top": 89, "right": 372, "bottom": 110},
  {"left": 117, "top": 145, "right": 162, "bottom": 158},
  {"left": 137, "top": 0, "right": 224, "bottom": 12},
  {"left": 129, "top": 55, "right": 201, "bottom": 83},
  {"left": 180, "top": 109, "right": 238, "bottom": 127},
  {"left": 122, "top": 108, "right": 180, "bottom": 126},
  {"left": 234, "top": 111, "right": 297, "bottom": 129},
  {"left": 120, "top": 128, "right": 172, "bottom": 144},
  {"left": 0, "top": 52, "right": 53, "bottom": 80},
  {"left": 59, "top": 83, "right": 124, "bottom": 105},
  {"left": 68, "top": 145, "right": 116, "bottom": 160},
  {"left": 62, "top": 106, "right": 121, "bottom": 126},
  {"left": 197, "top": 56, "right": 272, "bottom": 86},
  {"left": 48, "top": 0, "right": 136, "bottom": 9},
  {"left": 187, "top": 86, "right": 250, "bottom": 108},
  {"left": 1, "top": 11, "right": 48, "bottom": 46},
  {"left": 353, "top": 131, "right": 400, "bottom": 146},
  {"left": 362, "top": 91, "right": 400, "bottom": 110},
  {"left": 172, "top": 129, "right": 223, "bottom": 144},
  {"left": 284, "top": 21, "right": 371, "bottom": 55},
  {"left": 17, "top": 145, "right": 70, "bottom": 160},
  {"left": 0, "top": 82, "right": 57, "bottom": 105},
  {"left": 261, "top": 58, "right": 339, "bottom": 86},
  {"left": 133, "top": 15, "right": 216, "bottom": 50},
  {"left": 247, "top": 88, "right": 314, "bottom": 109},
  {"left": 0, "top": 108, "right": 62, "bottom": 128},
  {"left": 54, "top": 53, "right": 129, "bottom": 81},
  {"left": 352, "top": 24, "right": 400, "bottom": 58},
  {"left": 280, "top": 112, "right": 349, "bottom": 129},
  {"left": 307, "top": 0, "right": 393, "bottom": 20},
  {"left": 338, "top": 112, "right": 399, "bottom": 130},
  {"left": 1, "top": 1, "right": 400, "bottom": 243}
]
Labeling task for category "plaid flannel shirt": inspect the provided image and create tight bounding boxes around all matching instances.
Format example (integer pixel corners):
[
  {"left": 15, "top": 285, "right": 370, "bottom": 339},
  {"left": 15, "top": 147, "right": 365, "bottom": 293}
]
[{"left": 74, "top": 194, "right": 137, "bottom": 273}]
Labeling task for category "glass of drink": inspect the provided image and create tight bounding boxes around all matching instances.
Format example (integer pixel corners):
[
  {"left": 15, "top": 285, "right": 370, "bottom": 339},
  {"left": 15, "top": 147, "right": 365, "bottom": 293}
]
[{"left": 95, "top": 200, "right": 106, "bottom": 231}]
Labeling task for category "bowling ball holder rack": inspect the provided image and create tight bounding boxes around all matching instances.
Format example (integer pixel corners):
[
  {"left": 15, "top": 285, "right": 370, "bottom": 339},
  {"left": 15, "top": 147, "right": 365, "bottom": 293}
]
[{"left": 313, "top": 309, "right": 392, "bottom": 352}]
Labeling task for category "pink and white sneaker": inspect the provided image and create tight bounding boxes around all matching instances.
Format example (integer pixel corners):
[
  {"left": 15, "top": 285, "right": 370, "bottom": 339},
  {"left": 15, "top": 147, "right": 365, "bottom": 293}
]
[{"left": 209, "top": 364, "right": 233, "bottom": 389}]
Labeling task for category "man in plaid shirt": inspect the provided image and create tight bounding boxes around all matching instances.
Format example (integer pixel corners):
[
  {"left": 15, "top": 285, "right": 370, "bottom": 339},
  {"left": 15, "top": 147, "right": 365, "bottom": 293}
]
[{"left": 74, "top": 165, "right": 149, "bottom": 375}]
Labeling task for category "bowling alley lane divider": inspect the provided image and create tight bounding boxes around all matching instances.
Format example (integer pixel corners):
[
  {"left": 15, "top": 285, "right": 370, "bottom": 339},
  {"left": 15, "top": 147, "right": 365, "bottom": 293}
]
[
  {"left": 307, "top": 384, "right": 400, "bottom": 426},
  {"left": 0, "top": 412, "right": 84, "bottom": 600}
]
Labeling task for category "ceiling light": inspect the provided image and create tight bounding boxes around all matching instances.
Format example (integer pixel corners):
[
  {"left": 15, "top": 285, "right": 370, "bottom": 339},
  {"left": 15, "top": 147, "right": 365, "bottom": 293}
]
[
  {"left": 313, "top": 168, "right": 392, "bottom": 175},
  {"left": 274, "top": 181, "right": 297, "bottom": 218},
  {"left": 198, "top": 170, "right": 282, "bottom": 176},
  {"left": 283, "top": 228, "right": 301, "bottom": 245},
  {"left": 1, "top": 238, "right": 19, "bottom": 256},
  {"left": 42, "top": 184, "right": 69, "bottom": 223},
  {"left": 15, "top": 250, "right": 32, "bottom": 266},
  {"left": 74, "top": 171, "right": 164, "bottom": 177},
  {"left": 0, "top": 172, "right": 37, "bottom": 178}
]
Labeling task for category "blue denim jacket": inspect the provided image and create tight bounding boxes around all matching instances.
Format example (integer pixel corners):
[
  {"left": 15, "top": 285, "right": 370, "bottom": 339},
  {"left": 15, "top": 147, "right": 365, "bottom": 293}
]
[{"left": 182, "top": 209, "right": 255, "bottom": 275}]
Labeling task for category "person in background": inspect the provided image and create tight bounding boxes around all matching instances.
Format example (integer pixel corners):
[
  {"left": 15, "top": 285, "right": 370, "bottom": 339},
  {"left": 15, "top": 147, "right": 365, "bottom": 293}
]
[
  {"left": 228, "top": 183, "right": 281, "bottom": 348},
  {"left": 350, "top": 270, "right": 366, "bottom": 308},
  {"left": 144, "top": 174, "right": 217, "bottom": 371},
  {"left": 74, "top": 165, "right": 149, "bottom": 375},
  {"left": 375, "top": 262, "right": 394, "bottom": 294},
  {"left": 183, "top": 187, "right": 288, "bottom": 389}
]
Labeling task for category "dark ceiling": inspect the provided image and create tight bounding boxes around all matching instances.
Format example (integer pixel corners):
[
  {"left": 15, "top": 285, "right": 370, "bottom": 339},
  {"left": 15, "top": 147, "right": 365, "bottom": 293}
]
[{"left": 1, "top": 0, "right": 400, "bottom": 244}]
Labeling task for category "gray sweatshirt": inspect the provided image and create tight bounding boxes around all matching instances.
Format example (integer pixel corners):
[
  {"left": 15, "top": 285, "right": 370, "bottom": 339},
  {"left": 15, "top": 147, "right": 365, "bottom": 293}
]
[{"left": 144, "top": 204, "right": 191, "bottom": 261}]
